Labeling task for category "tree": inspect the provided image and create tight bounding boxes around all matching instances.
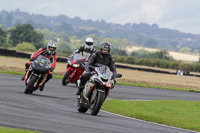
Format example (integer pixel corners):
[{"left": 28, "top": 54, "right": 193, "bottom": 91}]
[
  {"left": 75, "top": 29, "right": 90, "bottom": 39},
  {"left": 8, "top": 24, "right": 45, "bottom": 48},
  {"left": 179, "top": 47, "right": 191, "bottom": 53},
  {"left": 0, "top": 15, "right": 4, "bottom": 24},
  {"left": 0, "top": 26, "right": 6, "bottom": 47},
  {"left": 5, "top": 14, "right": 13, "bottom": 27},
  {"left": 111, "top": 48, "right": 127, "bottom": 56},
  {"left": 59, "top": 32, "right": 70, "bottom": 42},
  {"left": 193, "top": 49, "right": 199, "bottom": 55},
  {"left": 16, "top": 42, "right": 36, "bottom": 52},
  {"left": 134, "top": 34, "right": 145, "bottom": 45},
  {"left": 144, "top": 39, "right": 158, "bottom": 48},
  {"left": 55, "top": 22, "right": 74, "bottom": 35},
  {"left": 39, "top": 29, "right": 58, "bottom": 41},
  {"left": 57, "top": 41, "right": 71, "bottom": 50}
]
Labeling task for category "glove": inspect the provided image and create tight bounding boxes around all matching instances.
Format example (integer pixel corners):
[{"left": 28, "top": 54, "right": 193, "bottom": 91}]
[
  {"left": 29, "top": 58, "right": 35, "bottom": 61},
  {"left": 50, "top": 67, "right": 54, "bottom": 72}
]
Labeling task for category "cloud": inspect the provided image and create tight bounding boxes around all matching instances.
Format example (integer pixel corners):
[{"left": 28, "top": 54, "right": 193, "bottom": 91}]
[{"left": 1, "top": 0, "right": 200, "bottom": 34}]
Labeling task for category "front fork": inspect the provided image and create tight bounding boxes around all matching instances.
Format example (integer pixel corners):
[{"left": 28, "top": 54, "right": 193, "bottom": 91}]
[
  {"left": 25, "top": 68, "right": 47, "bottom": 88},
  {"left": 69, "top": 67, "right": 76, "bottom": 79},
  {"left": 83, "top": 83, "right": 109, "bottom": 104}
]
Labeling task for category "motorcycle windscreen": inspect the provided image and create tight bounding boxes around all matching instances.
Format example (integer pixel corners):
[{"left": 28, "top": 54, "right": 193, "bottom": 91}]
[
  {"left": 32, "top": 55, "right": 51, "bottom": 74},
  {"left": 96, "top": 65, "right": 113, "bottom": 81},
  {"left": 72, "top": 54, "right": 85, "bottom": 64}
]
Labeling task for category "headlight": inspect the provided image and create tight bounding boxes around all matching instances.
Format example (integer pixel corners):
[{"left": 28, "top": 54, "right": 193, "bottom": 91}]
[
  {"left": 73, "top": 64, "right": 80, "bottom": 67},
  {"left": 106, "top": 83, "right": 112, "bottom": 88}
]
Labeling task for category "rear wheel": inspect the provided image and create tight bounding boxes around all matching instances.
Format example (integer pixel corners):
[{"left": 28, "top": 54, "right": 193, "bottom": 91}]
[
  {"left": 62, "top": 69, "right": 72, "bottom": 86},
  {"left": 24, "top": 75, "right": 37, "bottom": 94},
  {"left": 90, "top": 91, "right": 105, "bottom": 116}
]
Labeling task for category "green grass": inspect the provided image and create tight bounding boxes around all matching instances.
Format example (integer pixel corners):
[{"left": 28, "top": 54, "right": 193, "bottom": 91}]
[
  {"left": 0, "top": 127, "right": 37, "bottom": 133},
  {"left": 117, "top": 82, "right": 200, "bottom": 93},
  {"left": 102, "top": 99, "right": 200, "bottom": 132},
  {"left": 0, "top": 70, "right": 24, "bottom": 75},
  {"left": 1, "top": 69, "right": 200, "bottom": 132}
]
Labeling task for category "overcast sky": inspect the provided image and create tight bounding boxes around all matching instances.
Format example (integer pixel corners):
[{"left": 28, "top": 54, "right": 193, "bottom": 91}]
[{"left": 1, "top": 0, "right": 200, "bottom": 34}]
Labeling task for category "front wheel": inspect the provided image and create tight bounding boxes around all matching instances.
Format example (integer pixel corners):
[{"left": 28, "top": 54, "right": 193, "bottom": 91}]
[
  {"left": 62, "top": 69, "right": 72, "bottom": 86},
  {"left": 24, "top": 75, "right": 37, "bottom": 94},
  {"left": 90, "top": 91, "right": 105, "bottom": 116}
]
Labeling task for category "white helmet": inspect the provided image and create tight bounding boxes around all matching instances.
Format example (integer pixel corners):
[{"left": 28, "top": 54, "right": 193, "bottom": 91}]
[
  {"left": 85, "top": 37, "right": 94, "bottom": 49},
  {"left": 47, "top": 41, "right": 57, "bottom": 54}
]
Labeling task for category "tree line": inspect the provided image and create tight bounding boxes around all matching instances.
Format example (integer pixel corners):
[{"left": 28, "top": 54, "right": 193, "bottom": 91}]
[
  {"left": 1, "top": 23, "right": 200, "bottom": 72},
  {"left": 2, "top": 9, "right": 200, "bottom": 54}
]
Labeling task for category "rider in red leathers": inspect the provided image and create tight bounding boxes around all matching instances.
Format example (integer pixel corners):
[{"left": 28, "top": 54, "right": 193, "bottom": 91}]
[{"left": 22, "top": 41, "right": 57, "bottom": 91}]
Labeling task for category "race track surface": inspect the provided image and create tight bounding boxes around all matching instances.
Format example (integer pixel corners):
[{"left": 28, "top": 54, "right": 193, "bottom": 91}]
[{"left": 0, "top": 74, "right": 199, "bottom": 133}]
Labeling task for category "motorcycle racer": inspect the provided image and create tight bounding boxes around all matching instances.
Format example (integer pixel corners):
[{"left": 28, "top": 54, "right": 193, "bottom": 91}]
[
  {"left": 75, "top": 42, "right": 117, "bottom": 95},
  {"left": 22, "top": 41, "right": 57, "bottom": 91},
  {"left": 72, "top": 37, "right": 96, "bottom": 61}
]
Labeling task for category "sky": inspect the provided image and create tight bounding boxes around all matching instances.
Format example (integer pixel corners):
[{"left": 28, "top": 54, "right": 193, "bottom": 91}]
[{"left": 1, "top": 0, "right": 200, "bottom": 34}]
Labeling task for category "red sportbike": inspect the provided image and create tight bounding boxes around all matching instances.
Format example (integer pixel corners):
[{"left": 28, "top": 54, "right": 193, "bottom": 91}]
[{"left": 62, "top": 53, "right": 85, "bottom": 86}]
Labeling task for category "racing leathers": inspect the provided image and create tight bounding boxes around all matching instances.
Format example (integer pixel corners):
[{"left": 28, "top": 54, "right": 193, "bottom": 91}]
[
  {"left": 73, "top": 45, "right": 96, "bottom": 61},
  {"left": 23, "top": 47, "right": 57, "bottom": 90},
  {"left": 75, "top": 51, "right": 117, "bottom": 95}
]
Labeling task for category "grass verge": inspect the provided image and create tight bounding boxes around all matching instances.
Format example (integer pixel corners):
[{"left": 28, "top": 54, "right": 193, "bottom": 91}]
[
  {"left": 117, "top": 82, "right": 200, "bottom": 93},
  {"left": 0, "top": 126, "right": 37, "bottom": 133},
  {"left": 1, "top": 69, "right": 200, "bottom": 93},
  {"left": 102, "top": 99, "right": 200, "bottom": 132}
]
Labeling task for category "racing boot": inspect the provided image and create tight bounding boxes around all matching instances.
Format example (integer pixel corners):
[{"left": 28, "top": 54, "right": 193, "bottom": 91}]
[
  {"left": 21, "top": 71, "right": 28, "bottom": 81},
  {"left": 75, "top": 87, "right": 84, "bottom": 95},
  {"left": 75, "top": 80, "right": 84, "bottom": 95},
  {"left": 21, "top": 74, "right": 25, "bottom": 81},
  {"left": 39, "top": 83, "right": 45, "bottom": 91},
  {"left": 21, "top": 63, "right": 30, "bottom": 81},
  {"left": 39, "top": 74, "right": 51, "bottom": 91}
]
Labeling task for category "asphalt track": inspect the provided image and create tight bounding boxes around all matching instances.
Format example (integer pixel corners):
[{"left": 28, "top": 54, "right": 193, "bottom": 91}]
[{"left": 0, "top": 74, "right": 199, "bottom": 133}]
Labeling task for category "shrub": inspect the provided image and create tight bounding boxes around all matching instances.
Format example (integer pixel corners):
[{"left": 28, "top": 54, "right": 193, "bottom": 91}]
[
  {"left": 178, "top": 63, "right": 191, "bottom": 71},
  {"left": 16, "top": 42, "right": 36, "bottom": 52},
  {"left": 169, "top": 61, "right": 180, "bottom": 69}
]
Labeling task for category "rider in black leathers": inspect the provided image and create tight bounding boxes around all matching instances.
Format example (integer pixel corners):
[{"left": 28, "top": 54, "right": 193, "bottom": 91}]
[
  {"left": 75, "top": 42, "right": 117, "bottom": 95},
  {"left": 73, "top": 37, "right": 96, "bottom": 62}
]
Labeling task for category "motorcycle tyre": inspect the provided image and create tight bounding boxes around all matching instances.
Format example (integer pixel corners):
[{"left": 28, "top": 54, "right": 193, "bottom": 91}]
[
  {"left": 90, "top": 91, "right": 105, "bottom": 116},
  {"left": 77, "top": 97, "right": 88, "bottom": 113},
  {"left": 24, "top": 75, "right": 37, "bottom": 94},
  {"left": 62, "top": 69, "right": 72, "bottom": 86}
]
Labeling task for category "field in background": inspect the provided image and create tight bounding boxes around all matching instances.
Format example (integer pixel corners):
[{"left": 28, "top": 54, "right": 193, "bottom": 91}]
[
  {"left": 126, "top": 46, "right": 199, "bottom": 62},
  {"left": 1, "top": 56, "right": 200, "bottom": 91}
]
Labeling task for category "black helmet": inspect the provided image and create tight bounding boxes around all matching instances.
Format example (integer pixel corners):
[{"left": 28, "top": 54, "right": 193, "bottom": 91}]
[{"left": 100, "top": 42, "right": 111, "bottom": 56}]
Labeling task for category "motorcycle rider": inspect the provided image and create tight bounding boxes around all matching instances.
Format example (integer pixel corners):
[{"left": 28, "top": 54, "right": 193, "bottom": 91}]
[
  {"left": 72, "top": 37, "right": 96, "bottom": 61},
  {"left": 21, "top": 41, "right": 57, "bottom": 91},
  {"left": 75, "top": 42, "right": 117, "bottom": 95}
]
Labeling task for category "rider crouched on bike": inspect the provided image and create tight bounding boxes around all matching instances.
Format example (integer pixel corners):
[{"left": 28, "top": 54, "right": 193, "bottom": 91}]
[
  {"left": 75, "top": 42, "right": 117, "bottom": 95},
  {"left": 72, "top": 37, "right": 96, "bottom": 61},
  {"left": 22, "top": 41, "right": 57, "bottom": 91}
]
